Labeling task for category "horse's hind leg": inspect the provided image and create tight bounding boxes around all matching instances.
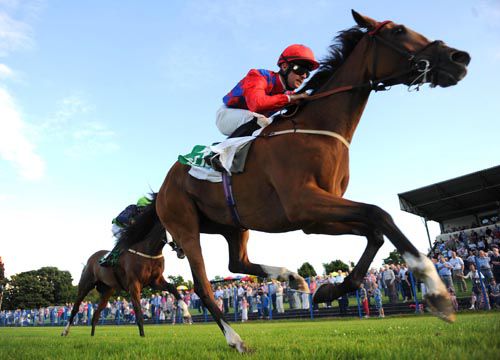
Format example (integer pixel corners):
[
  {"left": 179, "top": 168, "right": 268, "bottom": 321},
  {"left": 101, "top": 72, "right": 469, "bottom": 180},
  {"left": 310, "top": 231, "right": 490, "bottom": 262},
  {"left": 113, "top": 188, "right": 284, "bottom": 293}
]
[
  {"left": 281, "top": 187, "right": 453, "bottom": 321},
  {"left": 224, "top": 229, "right": 309, "bottom": 293},
  {"left": 91, "top": 287, "right": 114, "bottom": 336},
  {"left": 61, "top": 266, "right": 95, "bottom": 336}
]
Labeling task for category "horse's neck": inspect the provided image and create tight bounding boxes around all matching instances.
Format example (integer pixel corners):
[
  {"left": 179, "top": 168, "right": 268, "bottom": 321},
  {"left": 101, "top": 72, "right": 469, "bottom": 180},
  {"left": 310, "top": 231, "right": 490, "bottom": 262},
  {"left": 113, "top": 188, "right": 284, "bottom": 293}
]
[
  {"left": 134, "top": 237, "right": 165, "bottom": 256},
  {"left": 300, "top": 36, "right": 372, "bottom": 142}
]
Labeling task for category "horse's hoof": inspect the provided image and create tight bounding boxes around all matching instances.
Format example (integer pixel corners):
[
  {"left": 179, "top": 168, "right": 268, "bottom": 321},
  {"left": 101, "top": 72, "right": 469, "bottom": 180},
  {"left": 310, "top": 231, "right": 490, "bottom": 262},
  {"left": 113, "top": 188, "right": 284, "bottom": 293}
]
[
  {"left": 230, "top": 340, "right": 250, "bottom": 353},
  {"left": 288, "top": 276, "right": 310, "bottom": 294},
  {"left": 312, "top": 283, "right": 334, "bottom": 303},
  {"left": 425, "top": 293, "right": 456, "bottom": 323}
]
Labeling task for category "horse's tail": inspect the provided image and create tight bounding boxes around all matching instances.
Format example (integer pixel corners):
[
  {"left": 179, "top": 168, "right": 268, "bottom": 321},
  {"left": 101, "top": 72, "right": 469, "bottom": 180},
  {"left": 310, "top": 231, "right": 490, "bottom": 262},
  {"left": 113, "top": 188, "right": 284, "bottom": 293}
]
[{"left": 118, "top": 193, "right": 162, "bottom": 249}]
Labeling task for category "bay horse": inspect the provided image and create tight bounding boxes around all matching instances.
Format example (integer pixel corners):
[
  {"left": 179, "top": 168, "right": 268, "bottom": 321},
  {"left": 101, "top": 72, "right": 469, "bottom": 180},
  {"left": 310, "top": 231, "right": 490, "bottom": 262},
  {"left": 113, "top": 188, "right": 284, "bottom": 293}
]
[
  {"left": 121, "top": 11, "right": 470, "bottom": 352},
  {"left": 61, "top": 218, "right": 192, "bottom": 337}
]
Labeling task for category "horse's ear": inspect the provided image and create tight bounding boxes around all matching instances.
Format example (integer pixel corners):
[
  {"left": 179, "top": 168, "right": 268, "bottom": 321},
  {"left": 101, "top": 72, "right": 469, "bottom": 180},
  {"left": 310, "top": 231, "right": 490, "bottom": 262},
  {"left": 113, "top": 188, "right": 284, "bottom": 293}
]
[{"left": 351, "top": 10, "right": 377, "bottom": 31}]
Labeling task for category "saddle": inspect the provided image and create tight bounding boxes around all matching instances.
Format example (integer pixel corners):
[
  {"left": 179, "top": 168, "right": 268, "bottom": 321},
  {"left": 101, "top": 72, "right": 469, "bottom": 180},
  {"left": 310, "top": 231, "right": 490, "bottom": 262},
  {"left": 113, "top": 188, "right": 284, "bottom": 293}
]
[{"left": 204, "top": 118, "right": 261, "bottom": 172}]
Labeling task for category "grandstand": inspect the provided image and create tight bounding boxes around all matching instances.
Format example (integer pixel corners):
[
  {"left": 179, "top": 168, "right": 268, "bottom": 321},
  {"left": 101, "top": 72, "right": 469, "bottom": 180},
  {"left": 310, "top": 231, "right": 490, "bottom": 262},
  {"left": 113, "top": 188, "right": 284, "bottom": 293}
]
[{"left": 398, "top": 165, "right": 500, "bottom": 249}]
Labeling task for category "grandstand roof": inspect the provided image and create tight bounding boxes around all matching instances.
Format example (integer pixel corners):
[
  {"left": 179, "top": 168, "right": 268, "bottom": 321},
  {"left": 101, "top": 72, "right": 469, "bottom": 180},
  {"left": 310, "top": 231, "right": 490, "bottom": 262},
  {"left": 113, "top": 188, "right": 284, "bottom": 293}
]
[{"left": 398, "top": 165, "right": 500, "bottom": 222}]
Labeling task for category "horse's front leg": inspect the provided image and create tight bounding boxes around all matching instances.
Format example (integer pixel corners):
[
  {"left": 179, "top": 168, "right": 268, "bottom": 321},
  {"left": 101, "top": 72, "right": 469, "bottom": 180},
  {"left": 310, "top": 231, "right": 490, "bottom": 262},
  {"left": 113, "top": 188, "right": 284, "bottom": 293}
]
[
  {"left": 279, "top": 185, "right": 454, "bottom": 322},
  {"left": 223, "top": 229, "right": 309, "bottom": 293},
  {"left": 300, "top": 222, "right": 384, "bottom": 303},
  {"left": 91, "top": 288, "right": 114, "bottom": 336},
  {"left": 129, "top": 282, "right": 145, "bottom": 337},
  {"left": 181, "top": 235, "right": 248, "bottom": 353}
]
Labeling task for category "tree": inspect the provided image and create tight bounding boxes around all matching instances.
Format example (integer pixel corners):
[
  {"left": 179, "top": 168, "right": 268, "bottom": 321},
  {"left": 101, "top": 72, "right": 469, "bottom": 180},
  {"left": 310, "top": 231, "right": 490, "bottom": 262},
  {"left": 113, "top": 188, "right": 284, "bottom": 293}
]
[
  {"left": 323, "top": 259, "right": 349, "bottom": 275},
  {"left": 2, "top": 267, "right": 76, "bottom": 309},
  {"left": 167, "top": 275, "right": 186, "bottom": 287},
  {"left": 383, "top": 250, "right": 403, "bottom": 265},
  {"left": 37, "top": 267, "right": 76, "bottom": 304},
  {"left": 0, "top": 257, "right": 5, "bottom": 310},
  {"left": 297, "top": 262, "right": 317, "bottom": 278}
]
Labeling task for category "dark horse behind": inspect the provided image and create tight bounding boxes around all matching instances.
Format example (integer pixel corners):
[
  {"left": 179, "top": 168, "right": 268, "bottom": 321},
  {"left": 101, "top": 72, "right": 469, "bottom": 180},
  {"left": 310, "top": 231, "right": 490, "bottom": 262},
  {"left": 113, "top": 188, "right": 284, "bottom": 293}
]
[
  {"left": 61, "top": 207, "right": 192, "bottom": 337},
  {"left": 118, "top": 11, "right": 470, "bottom": 352}
]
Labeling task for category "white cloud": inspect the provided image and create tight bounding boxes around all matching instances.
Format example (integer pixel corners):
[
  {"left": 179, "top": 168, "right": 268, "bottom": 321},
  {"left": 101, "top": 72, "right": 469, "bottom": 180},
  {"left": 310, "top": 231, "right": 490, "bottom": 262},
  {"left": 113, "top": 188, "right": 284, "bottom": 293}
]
[
  {"left": 39, "top": 94, "right": 119, "bottom": 158},
  {"left": 0, "top": 5, "right": 34, "bottom": 57},
  {"left": 0, "top": 63, "right": 13, "bottom": 78},
  {"left": 0, "top": 87, "right": 45, "bottom": 180}
]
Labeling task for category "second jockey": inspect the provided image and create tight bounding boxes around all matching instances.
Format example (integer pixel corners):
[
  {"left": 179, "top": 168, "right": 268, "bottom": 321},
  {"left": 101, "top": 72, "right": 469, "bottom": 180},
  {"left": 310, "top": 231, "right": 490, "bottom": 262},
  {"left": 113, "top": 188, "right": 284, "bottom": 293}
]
[{"left": 216, "top": 44, "right": 319, "bottom": 136}]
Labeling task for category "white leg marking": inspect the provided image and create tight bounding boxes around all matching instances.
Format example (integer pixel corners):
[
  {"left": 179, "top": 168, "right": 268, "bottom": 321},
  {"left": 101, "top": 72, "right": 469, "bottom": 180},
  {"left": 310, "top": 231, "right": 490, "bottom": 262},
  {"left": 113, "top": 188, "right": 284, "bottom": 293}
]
[
  {"left": 221, "top": 320, "right": 246, "bottom": 353},
  {"left": 61, "top": 323, "right": 70, "bottom": 336},
  {"left": 261, "top": 265, "right": 309, "bottom": 293},
  {"left": 403, "top": 252, "right": 446, "bottom": 295}
]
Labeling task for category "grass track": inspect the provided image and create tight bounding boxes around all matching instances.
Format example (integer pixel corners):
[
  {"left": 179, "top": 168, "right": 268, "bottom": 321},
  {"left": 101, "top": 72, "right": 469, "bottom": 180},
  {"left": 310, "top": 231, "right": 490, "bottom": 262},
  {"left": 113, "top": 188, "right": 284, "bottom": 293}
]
[{"left": 0, "top": 312, "right": 498, "bottom": 359}]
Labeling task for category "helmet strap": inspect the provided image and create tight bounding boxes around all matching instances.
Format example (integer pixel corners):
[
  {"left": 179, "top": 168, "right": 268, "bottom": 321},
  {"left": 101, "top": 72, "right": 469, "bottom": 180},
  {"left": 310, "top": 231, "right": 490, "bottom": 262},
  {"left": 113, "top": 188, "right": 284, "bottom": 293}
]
[{"left": 279, "top": 61, "right": 295, "bottom": 91}]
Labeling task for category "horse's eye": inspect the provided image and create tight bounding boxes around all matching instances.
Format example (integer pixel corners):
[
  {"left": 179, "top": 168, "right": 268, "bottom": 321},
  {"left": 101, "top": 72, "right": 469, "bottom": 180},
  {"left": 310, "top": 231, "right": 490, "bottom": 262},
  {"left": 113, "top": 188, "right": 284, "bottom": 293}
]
[{"left": 392, "top": 26, "right": 406, "bottom": 35}]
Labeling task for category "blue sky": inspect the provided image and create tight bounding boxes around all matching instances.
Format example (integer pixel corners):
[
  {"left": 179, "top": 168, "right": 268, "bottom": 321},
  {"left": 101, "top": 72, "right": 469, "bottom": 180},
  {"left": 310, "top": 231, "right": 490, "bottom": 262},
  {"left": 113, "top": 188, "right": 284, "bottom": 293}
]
[{"left": 1, "top": 1, "right": 499, "bottom": 284}]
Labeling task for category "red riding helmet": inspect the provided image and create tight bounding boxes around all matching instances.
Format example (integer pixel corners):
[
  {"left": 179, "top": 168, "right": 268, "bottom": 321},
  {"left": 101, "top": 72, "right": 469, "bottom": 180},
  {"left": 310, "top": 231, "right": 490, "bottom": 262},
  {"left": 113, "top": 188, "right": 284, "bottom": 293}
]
[{"left": 277, "top": 44, "right": 319, "bottom": 70}]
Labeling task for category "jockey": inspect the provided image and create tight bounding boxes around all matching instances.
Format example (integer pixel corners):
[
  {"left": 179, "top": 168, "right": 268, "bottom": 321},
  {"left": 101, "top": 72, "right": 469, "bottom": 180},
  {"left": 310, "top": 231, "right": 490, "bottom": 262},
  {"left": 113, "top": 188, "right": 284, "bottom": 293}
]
[
  {"left": 100, "top": 195, "right": 184, "bottom": 267},
  {"left": 100, "top": 196, "right": 150, "bottom": 267},
  {"left": 216, "top": 44, "right": 319, "bottom": 136}
]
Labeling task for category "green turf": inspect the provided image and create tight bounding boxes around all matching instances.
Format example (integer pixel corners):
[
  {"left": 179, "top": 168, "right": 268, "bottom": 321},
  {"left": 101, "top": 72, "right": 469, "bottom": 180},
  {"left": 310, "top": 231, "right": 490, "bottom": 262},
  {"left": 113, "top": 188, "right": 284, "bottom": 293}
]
[{"left": 0, "top": 312, "right": 498, "bottom": 359}]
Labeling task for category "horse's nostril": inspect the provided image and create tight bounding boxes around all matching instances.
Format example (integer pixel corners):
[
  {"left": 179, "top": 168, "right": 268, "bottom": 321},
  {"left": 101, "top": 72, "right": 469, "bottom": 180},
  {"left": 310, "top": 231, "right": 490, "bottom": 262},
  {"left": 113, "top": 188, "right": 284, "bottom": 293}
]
[{"left": 451, "top": 51, "right": 471, "bottom": 66}]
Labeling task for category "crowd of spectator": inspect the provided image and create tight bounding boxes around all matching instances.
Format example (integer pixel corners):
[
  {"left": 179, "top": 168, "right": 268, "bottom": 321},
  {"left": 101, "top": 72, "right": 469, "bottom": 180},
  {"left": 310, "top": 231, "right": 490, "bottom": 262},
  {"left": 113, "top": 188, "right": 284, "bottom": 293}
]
[
  {"left": 0, "top": 292, "right": 189, "bottom": 327},
  {"left": 2, "top": 223, "right": 499, "bottom": 327},
  {"left": 428, "top": 223, "right": 500, "bottom": 310}
]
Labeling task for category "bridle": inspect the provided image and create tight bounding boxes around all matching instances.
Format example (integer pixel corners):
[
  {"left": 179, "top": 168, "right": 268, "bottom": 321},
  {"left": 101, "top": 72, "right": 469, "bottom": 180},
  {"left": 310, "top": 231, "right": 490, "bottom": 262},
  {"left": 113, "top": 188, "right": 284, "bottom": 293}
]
[
  {"left": 368, "top": 21, "right": 443, "bottom": 92},
  {"left": 304, "top": 20, "right": 444, "bottom": 103}
]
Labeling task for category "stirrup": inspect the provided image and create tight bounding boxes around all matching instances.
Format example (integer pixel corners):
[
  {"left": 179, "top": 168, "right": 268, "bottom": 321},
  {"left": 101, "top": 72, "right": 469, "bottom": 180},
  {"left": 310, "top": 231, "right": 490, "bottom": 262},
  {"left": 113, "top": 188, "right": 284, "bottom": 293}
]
[
  {"left": 99, "top": 253, "right": 113, "bottom": 267},
  {"left": 204, "top": 153, "right": 226, "bottom": 173}
]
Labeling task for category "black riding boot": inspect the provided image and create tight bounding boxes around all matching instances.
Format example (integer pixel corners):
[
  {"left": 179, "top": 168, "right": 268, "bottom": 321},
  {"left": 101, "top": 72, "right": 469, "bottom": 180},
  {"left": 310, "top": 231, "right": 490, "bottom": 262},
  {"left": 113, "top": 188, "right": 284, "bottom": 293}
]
[{"left": 99, "top": 245, "right": 121, "bottom": 267}]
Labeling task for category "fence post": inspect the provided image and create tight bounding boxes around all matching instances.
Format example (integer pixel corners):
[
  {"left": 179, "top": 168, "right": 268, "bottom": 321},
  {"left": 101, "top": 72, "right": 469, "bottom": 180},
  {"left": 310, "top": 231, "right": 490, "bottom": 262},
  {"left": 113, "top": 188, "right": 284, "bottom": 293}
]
[
  {"left": 268, "top": 283, "right": 273, "bottom": 320},
  {"left": 474, "top": 258, "right": 491, "bottom": 310},
  {"left": 355, "top": 290, "right": 362, "bottom": 319},
  {"left": 409, "top": 271, "right": 420, "bottom": 313},
  {"left": 306, "top": 278, "right": 314, "bottom": 320},
  {"left": 63, "top": 307, "right": 67, "bottom": 326},
  {"left": 233, "top": 287, "right": 238, "bottom": 322},
  {"left": 87, "top": 304, "right": 92, "bottom": 326}
]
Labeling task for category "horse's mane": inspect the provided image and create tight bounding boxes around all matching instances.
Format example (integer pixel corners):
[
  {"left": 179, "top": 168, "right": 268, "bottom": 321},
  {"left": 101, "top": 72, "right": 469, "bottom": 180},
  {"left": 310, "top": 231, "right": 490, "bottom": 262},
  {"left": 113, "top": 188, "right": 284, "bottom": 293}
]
[
  {"left": 116, "top": 193, "right": 162, "bottom": 250},
  {"left": 301, "top": 26, "right": 367, "bottom": 94}
]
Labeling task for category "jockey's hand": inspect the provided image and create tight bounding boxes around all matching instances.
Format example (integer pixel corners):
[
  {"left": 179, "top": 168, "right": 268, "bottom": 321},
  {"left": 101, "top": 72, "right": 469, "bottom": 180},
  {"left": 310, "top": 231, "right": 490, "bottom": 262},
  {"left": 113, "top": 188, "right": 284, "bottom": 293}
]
[{"left": 288, "top": 93, "right": 310, "bottom": 104}]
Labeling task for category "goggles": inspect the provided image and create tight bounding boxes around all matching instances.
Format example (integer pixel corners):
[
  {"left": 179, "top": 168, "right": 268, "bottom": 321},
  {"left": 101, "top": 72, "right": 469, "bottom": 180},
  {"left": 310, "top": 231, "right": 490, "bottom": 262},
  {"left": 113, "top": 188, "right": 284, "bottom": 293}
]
[{"left": 290, "top": 63, "right": 311, "bottom": 77}]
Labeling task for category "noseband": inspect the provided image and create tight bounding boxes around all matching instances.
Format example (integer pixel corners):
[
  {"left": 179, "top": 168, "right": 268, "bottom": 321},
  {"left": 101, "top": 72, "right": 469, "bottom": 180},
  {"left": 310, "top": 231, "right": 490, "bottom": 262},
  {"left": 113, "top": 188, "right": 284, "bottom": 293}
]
[{"left": 368, "top": 21, "right": 443, "bottom": 91}]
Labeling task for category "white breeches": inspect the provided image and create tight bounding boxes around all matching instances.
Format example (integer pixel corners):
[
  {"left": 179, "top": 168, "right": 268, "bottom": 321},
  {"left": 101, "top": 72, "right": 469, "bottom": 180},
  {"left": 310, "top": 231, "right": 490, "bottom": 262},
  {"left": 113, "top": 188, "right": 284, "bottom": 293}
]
[{"left": 216, "top": 105, "right": 267, "bottom": 136}]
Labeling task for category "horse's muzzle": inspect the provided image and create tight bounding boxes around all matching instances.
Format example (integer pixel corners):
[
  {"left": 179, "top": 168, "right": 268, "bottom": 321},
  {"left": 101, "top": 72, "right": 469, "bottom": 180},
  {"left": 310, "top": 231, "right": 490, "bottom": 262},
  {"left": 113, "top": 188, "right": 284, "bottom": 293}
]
[{"left": 433, "top": 48, "right": 471, "bottom": 88}]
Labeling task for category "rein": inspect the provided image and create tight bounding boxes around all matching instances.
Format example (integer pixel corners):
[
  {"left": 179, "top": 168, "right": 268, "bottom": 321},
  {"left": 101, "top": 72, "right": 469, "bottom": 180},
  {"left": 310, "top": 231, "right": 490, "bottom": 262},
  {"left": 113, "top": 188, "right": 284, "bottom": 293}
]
[
  {"left": 303, "top": 21, "right": 442, "bottom": 103},
  {"left": 128, "top": 248, "right": 163, "bottom": 259}
]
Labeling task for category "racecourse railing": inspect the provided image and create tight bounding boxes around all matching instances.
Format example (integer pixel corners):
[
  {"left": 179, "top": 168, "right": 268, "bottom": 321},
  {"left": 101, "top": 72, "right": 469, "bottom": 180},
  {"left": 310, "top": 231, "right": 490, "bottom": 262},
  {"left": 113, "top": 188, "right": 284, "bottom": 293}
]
[{"left": 0, "top": 269, "right": 494, "bottom": 327}]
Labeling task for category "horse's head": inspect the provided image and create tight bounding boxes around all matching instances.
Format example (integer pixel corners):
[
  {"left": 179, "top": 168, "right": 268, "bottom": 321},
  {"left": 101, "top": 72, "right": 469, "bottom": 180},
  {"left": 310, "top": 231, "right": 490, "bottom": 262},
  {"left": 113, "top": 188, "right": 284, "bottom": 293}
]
[{"left": 352, "top": 10, "right": 470, "bottom": 89}]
